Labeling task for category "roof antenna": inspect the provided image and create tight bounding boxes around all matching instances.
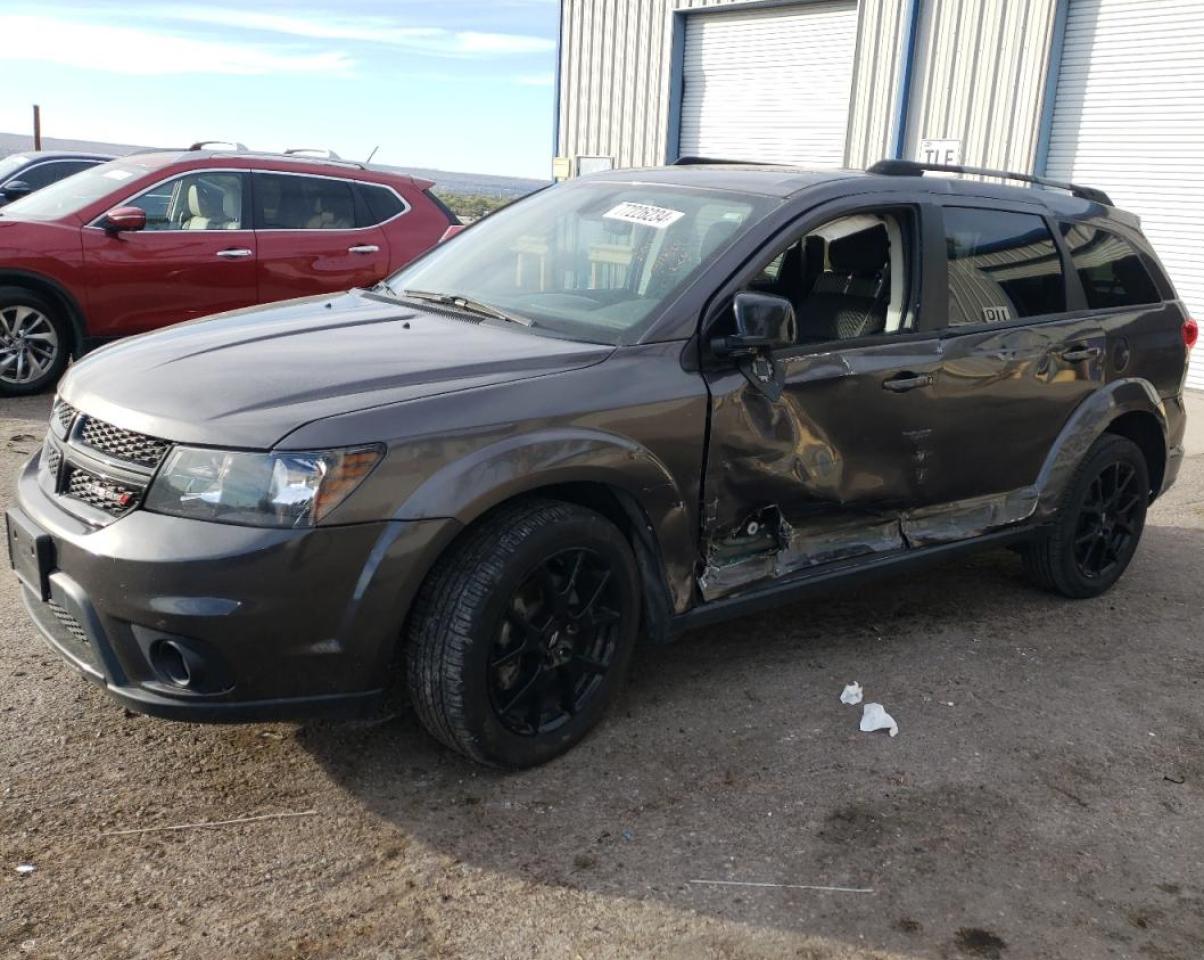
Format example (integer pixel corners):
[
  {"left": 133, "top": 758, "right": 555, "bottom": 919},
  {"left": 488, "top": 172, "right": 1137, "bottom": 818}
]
[{"left": 365, "top": 145, "right": 380, "bottom": 164}]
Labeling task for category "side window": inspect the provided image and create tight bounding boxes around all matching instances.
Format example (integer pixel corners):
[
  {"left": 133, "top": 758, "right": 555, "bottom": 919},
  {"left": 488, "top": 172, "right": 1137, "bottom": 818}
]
[
  {"left": 255, "top": 173, "right": 356, "bottom": 230},
  {"left": 126, "top": 172, "right": 245, "bottom": 231},
  {"left": 944, "top": 208, "right": 1065, "bottom": 325},
  {"left": 743, "top": 209, "right": 914, "bottom": 344},
  {"left": 22, "top": 161, "right": 95, "bottom": 190},
  {"left": 358, "top": 184, "right": 406, "bottom": 225},
  {"left": 1060, "top": 223, "right": 1161, "bottom": 309}
]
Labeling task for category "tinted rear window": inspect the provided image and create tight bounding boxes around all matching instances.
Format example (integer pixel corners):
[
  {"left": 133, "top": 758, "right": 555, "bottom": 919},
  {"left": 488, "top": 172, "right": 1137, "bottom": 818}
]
[
  {"left": 358, "top": 184, "right": 406, "bottom": 224},
  {"left": 944, "top": 207, "right": 1066, "bottom": 325},
  {"left": 255, "top": 173, "right": 357, "bottom": 230},
  {"left": 1060, "top": 223, "right": 1161, "bottom": 309}
]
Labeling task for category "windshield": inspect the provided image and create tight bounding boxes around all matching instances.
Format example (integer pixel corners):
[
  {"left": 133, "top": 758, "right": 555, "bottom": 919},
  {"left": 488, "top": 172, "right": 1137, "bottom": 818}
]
[
  {"left": 0, "top": 155, "right": 30, "bottom": 182},
  {"left": 385, "top": 181, "right": 773, "bottom": 344},
  {"left": 1, "top": 158, "right": 148, "bottom": 220}
]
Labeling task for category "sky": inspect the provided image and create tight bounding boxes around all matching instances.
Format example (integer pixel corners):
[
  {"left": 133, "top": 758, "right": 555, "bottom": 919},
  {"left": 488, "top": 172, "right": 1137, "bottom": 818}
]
[{"left": 0, "top": 0, "right": 558, "bottom": 179}]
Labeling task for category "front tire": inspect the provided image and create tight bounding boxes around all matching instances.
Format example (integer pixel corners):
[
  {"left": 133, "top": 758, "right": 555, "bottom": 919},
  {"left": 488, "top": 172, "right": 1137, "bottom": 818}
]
[
  {"left": 0, "top": 287, "right": 70, "bottom": 396},
  {"left": 1022, "top": 434, "right": 1149, "bottom": 598},
  {"left": 406, "top": 499, "right": 641, "bottom": 768}
]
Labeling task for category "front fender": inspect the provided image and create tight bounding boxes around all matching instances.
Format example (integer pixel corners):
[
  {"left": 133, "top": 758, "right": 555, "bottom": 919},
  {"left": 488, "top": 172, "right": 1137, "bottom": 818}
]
[
  {"left": 393, "top": 427, "right": 696, "bottom": 611},
  {"left": 1034, "top": 378, "right": 1167, "bottom": 516}
]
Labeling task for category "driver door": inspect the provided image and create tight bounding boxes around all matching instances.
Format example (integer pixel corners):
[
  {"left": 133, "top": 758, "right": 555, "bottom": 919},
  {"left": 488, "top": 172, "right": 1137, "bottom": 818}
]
[
  {"left": 80, "top": 170, "right": 258, "bottom": 337},
  {"left": 699, "top": 200, "right": 945, "bottom": 601}
]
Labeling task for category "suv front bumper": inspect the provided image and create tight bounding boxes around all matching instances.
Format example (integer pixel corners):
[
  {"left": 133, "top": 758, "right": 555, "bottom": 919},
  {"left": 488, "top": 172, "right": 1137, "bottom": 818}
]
[{"left": 8, "top": 454, "right": 459, "bottom": 722}]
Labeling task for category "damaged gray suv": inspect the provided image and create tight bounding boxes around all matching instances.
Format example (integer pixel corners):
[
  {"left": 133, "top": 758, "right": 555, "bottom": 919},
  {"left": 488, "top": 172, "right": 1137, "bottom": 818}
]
[{"left": 8, "top": 159, "right": 1194, "bottom": 767}]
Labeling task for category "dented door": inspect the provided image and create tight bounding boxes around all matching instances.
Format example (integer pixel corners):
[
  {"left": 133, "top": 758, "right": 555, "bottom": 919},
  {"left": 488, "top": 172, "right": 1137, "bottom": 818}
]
[{"left": 700, "top": 334, "right": 943, "bottom": 600}]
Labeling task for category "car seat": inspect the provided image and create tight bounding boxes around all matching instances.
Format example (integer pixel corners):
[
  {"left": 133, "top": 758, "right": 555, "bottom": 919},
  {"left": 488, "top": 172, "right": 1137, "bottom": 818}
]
[{"left": 797, "top": 225, "right": 890, "bottom": 341}]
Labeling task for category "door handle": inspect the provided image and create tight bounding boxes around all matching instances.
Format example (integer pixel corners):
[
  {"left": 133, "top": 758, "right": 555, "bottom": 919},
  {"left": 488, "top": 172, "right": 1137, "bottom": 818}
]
[
  {"left": 216, "top": 248, "right": 253, "bottom": 259},
  {"left": 348, "top": 244, "right": 380, "bottom": 255},
  {"left": 882, "top": 372, "right": 933, "bottom": 393},
  {"left": 1058, "top": 344, "right": 1103, "bottom": 363}
]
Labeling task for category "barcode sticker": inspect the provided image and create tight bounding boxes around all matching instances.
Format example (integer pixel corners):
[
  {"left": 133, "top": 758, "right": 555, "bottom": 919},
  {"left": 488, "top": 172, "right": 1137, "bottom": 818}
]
[{"left": 603, "top": 202, "right": 685, "bottom": 230}]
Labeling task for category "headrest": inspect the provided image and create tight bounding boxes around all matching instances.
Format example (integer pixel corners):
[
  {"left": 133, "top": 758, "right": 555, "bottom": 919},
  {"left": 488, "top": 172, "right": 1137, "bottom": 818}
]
[
  {"left": 187, "top": 183, "right": 204, "bottom": 218},
  {"left": 828, "top": 225, "right": 889, "bottom": 275}
]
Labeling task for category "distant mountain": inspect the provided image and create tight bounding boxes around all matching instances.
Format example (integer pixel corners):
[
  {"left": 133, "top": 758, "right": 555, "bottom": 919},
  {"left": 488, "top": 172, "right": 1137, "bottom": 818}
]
[{"left": 0, "top": 132, "right": 547, "bottom": 199}]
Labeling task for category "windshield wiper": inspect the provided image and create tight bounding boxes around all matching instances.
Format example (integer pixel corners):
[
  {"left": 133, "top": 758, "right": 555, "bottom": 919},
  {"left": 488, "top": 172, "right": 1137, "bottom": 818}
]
[{"left": 402, "top": 289, "right": 534, "bottom": 327}]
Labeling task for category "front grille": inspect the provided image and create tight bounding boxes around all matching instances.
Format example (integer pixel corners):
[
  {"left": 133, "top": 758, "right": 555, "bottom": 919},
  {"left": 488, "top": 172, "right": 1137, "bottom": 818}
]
[
  {"left": 42, "top": 439, "right": 62, "bottom": 479},
  {"left": 48, "top": 600, "right": 89, "bottom": 646},
  {"left": 77, "top": 417, "right": 171, "bottom": 469},
  {"left": 52, "top": 399, "right": 76, "bottom": 434},
  {"left": 64, "top": 465, "right": 144, "bottom": 518}
]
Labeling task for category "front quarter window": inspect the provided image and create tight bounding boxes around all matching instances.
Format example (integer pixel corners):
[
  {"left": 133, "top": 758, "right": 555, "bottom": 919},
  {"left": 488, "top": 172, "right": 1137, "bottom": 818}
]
[{"left": 385, "top": 182, "right": 770, "bottom": 343}]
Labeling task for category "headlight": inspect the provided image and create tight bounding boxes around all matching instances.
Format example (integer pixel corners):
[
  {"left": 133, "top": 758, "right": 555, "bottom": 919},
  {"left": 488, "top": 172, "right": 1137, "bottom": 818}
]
[{"left": 144, "top": 445, "right": 383, "bottom": 528}]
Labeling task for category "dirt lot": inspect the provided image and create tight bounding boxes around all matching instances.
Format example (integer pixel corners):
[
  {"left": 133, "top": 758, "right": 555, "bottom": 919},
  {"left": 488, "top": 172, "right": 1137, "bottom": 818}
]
[{"left": 1, "top": 390, "right": 1202, "bottom": 960}]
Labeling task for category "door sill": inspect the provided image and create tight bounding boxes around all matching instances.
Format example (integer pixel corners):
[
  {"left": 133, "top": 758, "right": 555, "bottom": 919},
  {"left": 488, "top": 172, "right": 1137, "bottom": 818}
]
[{"left": 671, "top": 527, "right": 1035, "bottom": 635}]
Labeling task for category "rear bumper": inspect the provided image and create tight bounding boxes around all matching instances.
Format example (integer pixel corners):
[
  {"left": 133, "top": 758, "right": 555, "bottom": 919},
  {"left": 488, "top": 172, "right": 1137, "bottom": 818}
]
[{"left": 11, "top": 453, "right": 460, "bottom": 722}]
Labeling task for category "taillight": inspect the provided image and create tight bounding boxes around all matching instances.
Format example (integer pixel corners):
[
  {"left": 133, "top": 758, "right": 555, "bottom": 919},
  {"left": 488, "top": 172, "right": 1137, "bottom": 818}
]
[
  {"left": 439, "top": 225, "right": 465, "bottom": 243},
  {"left": 1185, "top": 317, "right": 1199, "bottom": 350}
]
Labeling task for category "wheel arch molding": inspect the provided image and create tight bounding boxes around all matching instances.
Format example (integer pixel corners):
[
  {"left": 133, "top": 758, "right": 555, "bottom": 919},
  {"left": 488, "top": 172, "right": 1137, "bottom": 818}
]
[
  {"left": 1034, "top": 378, "right": 1169, "bottom": 516},
  {"left": 0, "top": 268, "right": 88, "bottom": 357},
  {"left": 391, "top": 427, "right": 696, "bottom": 619}
]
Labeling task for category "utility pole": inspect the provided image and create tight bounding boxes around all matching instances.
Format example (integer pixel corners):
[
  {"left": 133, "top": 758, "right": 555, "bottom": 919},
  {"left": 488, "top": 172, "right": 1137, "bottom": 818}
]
[{"left": 33, "top": 105, "right": 42, "bottom": 150}]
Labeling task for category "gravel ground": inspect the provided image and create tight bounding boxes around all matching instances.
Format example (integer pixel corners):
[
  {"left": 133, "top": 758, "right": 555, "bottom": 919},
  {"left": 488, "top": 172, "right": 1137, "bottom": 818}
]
[{"left": 1, "top": 391, "right": 1202, "bottom": 960}]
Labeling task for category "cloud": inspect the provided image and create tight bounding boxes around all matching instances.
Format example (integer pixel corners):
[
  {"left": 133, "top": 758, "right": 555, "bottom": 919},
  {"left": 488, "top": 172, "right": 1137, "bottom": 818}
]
[
  {"left": 0, "top": 15, "right": 354, "bottom": 76},
  {"left": 157, "top": 7, "right": 555, "bottom": 56},
  {"left": 513, "top": 73, "right": 555, "bottom": 87}
]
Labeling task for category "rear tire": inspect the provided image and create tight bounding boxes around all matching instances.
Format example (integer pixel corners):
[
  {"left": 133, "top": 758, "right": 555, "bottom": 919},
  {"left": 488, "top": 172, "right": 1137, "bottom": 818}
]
[
  {"left": 0, "top": 287, "right": 70, "bottom": 396},
  {"left": 1022, "top": 434, "right": 1149, "bottom": 598},
  {"left": 406, "top": 499, "right": 641, "bottom": 768}
]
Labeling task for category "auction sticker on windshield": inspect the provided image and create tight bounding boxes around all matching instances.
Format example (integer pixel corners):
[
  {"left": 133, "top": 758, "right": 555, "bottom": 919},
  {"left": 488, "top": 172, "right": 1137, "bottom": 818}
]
[{"left": 603, "top": 202, "right": 685, "bottom": 230}]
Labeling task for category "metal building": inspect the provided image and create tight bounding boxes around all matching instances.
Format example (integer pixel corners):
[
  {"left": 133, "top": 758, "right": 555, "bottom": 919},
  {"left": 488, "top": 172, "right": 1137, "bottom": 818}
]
[{"left": 554, "top": 0, "right": 1204, "bottom": 388}]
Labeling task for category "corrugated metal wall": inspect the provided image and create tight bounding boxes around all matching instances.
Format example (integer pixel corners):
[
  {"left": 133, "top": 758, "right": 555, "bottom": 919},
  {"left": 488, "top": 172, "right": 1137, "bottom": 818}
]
[
  {"left": 556, "top": 0, "right": 911, "bottom": 171},
  {"left": 901, "top": 0, "right": 1058, "bottom": 172}
]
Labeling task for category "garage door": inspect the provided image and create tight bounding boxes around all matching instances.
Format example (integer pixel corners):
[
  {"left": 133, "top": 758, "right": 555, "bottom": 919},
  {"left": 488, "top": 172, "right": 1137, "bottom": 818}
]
[
  {"left": 1045, "top": 0, "right": 1204, "bottom": 389},
  {"left": 679, "top": 1, "right": 858, "bottom": 168}
]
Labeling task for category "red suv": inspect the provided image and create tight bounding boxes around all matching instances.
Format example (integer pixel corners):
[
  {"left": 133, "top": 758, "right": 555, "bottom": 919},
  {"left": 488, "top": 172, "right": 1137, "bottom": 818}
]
[{"left": 0, "top": 144, "right": 458, "bottom": 394}]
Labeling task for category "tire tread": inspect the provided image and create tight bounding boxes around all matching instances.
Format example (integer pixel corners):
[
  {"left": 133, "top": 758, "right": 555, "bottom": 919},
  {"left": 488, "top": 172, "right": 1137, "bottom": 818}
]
[{"left": 406, "top": 498, "right": 604, "bottom": 765}]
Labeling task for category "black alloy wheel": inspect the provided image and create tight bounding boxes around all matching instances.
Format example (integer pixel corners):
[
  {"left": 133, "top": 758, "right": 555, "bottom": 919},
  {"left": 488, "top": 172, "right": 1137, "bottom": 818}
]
[
  {"left": 407, "top": 499, "right": 640, "bottom": 767},
  {"left": 1023, "top": 434, "right": 1149, "bottom": 599},
  {"left": 488, "top": 547, "right": 622, "bottom": 736},
  {"left": 1072, "top": 459, "right": 1144, "bottom": 581}
]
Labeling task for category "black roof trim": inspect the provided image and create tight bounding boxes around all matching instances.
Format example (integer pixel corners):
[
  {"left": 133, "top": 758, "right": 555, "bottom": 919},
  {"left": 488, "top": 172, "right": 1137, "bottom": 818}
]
[
  {"left": 867, "top": 159, "right": 1112, "bottom": 206},
  {"left": 672, "top": 156, "right": 766, "bottom": 166}
]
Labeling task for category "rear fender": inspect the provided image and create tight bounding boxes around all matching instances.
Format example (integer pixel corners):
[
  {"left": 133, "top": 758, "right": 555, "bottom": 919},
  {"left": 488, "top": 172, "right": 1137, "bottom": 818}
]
[
  {"left": 1034, "top": 378, "right": 1167, "bottom": 516},
  {"left": 395, "top": 427, "right": 696, "bottom": 612}
]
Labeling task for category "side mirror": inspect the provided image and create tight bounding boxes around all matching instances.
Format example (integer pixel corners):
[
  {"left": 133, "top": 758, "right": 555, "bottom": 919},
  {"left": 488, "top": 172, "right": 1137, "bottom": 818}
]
[
  {"left": 1, "top": 180, "right": 31, "bottom": 200},
  {"left": 712, "top": 292, "right": 796, "bottom": 357},
  {"left": 104, "top": 206, "right": 147, "bottom": 233}
]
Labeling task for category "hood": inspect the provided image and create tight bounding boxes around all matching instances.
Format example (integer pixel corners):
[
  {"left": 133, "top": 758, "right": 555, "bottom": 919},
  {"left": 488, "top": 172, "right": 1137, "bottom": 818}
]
[{"left": 60, "top": 291, "right": 613, "bottom": 448}]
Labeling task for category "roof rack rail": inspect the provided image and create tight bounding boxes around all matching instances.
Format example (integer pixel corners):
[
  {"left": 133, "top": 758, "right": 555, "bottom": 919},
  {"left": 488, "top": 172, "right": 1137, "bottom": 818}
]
[
  {"left": 189, "top": 140, "right": 248, "bottom": 152},
  {"left": 284, "top": 148, "right": 342, "bottom": 160},
  {"left": 867, "top": 159, "right": 1112, "bottom": 205},
  {"left": 672, "top": 155, "right": 764, "bottom": 166}
]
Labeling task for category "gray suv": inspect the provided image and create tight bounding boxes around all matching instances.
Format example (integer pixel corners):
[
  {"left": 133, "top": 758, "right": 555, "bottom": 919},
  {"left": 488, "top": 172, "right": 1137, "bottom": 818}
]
[{"left": 7, "top": 159, "right": 1193, "bottom": 767}]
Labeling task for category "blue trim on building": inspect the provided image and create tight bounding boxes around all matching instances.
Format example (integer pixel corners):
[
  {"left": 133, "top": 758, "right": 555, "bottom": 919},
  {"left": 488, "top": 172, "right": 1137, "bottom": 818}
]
[
  {"left": 664, "top": 10, "right": 687, "bottom": 164},
  {"left": 552, "top": 1, "right": 565, "bottom": 161},
  {"left": 890, "top": 0, "right": 924, "bottom": 159},
  {"left": 1034, "top": 0, "right": 1071, "bottom": 175}
]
